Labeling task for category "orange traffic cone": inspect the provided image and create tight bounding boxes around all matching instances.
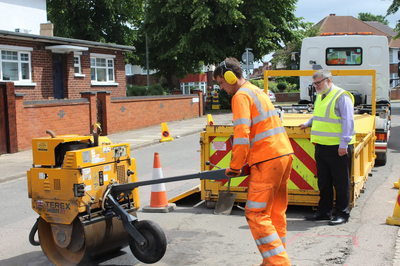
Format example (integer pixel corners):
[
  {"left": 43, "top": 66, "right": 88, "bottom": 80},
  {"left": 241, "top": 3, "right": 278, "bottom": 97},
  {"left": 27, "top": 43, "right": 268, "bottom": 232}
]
[
  {"left": 207, "top": 114, "right": 214, "bottom": 126},
  {"left": 142, "top": 153, "right": 176, "bottom": 213}
]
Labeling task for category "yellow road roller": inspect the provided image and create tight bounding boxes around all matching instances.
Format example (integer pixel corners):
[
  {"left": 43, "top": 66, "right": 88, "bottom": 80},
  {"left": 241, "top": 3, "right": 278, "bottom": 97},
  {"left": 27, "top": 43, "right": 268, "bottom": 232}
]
[
  {"left": 27, "top": 124, "right": 242, "bottom": 265},
  {"left": 27, "top": 124, "right": 167, "bottom": 265}
]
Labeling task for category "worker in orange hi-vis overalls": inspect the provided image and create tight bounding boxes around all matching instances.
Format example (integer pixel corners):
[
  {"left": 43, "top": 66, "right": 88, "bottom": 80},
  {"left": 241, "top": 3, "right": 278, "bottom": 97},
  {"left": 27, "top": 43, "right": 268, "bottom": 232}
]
[{"left": 214, "top": 57, "right": 294, "bottom": 266}]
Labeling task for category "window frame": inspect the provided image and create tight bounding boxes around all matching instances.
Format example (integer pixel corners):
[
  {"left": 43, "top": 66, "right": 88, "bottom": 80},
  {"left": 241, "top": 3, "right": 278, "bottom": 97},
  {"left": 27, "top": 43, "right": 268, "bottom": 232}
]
[
  {"left": 0, "top": 45, "right": 35, "bottom": 86},
  {"left": 90, "top": 53, "right": 118, "bottom": 86},
  {"left": 391, "top": 73, "right": 399, "bottom": 88},
  {"left": 125, "top": 64, "right": 133, "bottom": 76},
  {"left": 325, "top": 47, "right": 363, "bottom": 66},
  {"left": 74, "top": 52, "right": 85, "bottom": 77},
  {"left": 141, "top": 67, "right": 156, "bottom": 75}
]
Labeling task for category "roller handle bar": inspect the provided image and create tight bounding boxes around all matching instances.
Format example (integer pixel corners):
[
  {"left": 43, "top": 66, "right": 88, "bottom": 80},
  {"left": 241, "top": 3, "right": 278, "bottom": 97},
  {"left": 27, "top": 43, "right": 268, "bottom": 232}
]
[{"left": 110, "top": 168, "right": 247, "bottom": 196}]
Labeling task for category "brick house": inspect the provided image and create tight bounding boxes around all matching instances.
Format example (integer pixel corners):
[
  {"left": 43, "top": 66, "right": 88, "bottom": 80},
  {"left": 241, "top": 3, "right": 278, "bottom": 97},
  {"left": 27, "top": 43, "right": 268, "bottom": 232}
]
[
  {"left": 0, "top": 29, "right": 134, "bottom": 100},
  {"left": 0, "top": 30, "right": 204, "bottom": 155},
  {"left": 249, "top": 62, "right": 273, "bottom": 80},
  {"left": 179, "top": 65, "right": 216, "bottom": 95},
  {"left": 0, "top": 0, "right": 204, "bottom": 155}
]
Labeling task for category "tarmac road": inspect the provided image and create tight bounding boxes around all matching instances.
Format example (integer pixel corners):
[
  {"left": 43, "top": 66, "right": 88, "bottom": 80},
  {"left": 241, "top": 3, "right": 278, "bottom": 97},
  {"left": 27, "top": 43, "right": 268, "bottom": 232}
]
[{"left": 1, "top": 107, "right": 400, "bottom": 265}]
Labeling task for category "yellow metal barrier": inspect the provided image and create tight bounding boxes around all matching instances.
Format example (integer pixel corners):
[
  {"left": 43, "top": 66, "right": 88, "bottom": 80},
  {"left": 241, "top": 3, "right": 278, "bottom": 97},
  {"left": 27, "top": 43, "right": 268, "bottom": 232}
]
[{"left": 198, "top": 70, "right": 376, "bottom": 208}]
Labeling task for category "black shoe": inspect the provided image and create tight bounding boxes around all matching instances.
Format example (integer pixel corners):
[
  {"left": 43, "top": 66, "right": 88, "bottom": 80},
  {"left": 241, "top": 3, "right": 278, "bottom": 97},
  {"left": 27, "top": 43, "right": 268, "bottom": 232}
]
[
  {"left": 305, "top": 213, "right": 332, "bottom": 221},
  {"left": 328, "top": 216, "right": 348, "bottom": 226}
]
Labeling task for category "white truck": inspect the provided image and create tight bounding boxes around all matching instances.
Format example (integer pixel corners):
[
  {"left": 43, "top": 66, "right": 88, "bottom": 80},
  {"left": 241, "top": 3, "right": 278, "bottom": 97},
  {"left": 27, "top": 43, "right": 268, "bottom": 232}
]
[{"left": 297, "top": 34, "right": 391, "bottom": 165}]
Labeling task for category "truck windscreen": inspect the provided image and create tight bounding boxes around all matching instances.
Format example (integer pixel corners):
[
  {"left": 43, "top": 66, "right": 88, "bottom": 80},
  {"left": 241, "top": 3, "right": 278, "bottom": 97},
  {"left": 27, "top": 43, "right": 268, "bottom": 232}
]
[{"left": 326, "top": 47, "right": 362, "bottom": 66}]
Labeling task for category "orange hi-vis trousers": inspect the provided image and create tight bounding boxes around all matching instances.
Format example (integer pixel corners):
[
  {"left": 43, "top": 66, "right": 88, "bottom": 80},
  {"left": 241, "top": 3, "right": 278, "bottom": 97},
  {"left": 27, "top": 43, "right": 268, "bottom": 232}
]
[{"left": 245, "top": 155, "right": 293, "bottom": 266}]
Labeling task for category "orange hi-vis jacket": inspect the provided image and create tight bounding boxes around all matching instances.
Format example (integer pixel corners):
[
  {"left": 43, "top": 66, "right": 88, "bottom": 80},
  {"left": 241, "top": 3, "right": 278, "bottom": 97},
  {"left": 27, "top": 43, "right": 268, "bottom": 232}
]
[{"left": 230, "top": 82, "right": 293, "bottom": 170}]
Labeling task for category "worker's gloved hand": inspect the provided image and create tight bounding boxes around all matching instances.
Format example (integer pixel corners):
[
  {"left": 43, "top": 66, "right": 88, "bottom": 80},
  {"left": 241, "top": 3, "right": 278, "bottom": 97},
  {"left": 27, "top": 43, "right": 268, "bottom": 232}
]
[{"left": 225, "top": 167, "right": 242, "bottom": 177}]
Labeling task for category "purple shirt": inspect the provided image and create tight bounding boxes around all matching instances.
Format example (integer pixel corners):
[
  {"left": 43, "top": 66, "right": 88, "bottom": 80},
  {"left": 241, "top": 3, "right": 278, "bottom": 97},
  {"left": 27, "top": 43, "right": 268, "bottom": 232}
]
[{"left": 304, "top": 84, "right": 354, "bottom": 149}]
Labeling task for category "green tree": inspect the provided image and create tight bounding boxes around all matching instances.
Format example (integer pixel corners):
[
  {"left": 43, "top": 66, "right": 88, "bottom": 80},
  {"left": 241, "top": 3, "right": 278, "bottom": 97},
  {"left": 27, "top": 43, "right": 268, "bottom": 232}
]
[
  {"left": 135, "top": 0, "right": 302, "bottom": 90},
  {"left": 270, "top": 21, "right": 320, "bottom": 70},
  {"left": 387, "top": 0, "right": 400, "bottom": 39},
  {"left": 358, "top": 12, "right": 389, "bottom": 26},
  {"left": 47, "top": 0, "right": 143, "bottom": 46}
]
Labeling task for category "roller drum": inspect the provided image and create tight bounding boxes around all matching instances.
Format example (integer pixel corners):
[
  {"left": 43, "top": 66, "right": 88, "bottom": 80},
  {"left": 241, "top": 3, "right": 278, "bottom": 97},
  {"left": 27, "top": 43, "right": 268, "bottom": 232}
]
[{"left": 38, "top": 209, "right": 136, "bottom": 266}]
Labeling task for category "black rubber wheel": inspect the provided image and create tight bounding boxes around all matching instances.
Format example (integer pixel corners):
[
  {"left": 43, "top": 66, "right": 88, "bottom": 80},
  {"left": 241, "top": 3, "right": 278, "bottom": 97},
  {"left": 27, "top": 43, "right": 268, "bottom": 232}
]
[
  {"left": 298, "top": 99, "right": 311, "bottom": 104},
  {"left": 206, "top": 200, "right": 217, "bottom": 209},
  {"left": 129, "top": 220, "right": 167, "bottom": 264},
  {"left": 375, "top": 152, "right": 387, "bottom": 166}
]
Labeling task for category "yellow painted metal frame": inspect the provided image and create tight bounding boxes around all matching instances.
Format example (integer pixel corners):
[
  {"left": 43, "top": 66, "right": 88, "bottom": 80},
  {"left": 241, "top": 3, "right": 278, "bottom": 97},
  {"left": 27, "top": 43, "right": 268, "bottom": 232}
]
[
  {"left": 28, "top": 137, "right": 140, "bottom": 225},
  {"left": 200, "top": 69, "right": 376, "bottom": 208}
]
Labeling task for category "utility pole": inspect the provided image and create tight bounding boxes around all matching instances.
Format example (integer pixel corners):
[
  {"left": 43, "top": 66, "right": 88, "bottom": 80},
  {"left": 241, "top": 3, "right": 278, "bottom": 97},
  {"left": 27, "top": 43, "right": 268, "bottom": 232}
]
[{"left": 145, "top": 0, "right": 150, "bottom": 89}]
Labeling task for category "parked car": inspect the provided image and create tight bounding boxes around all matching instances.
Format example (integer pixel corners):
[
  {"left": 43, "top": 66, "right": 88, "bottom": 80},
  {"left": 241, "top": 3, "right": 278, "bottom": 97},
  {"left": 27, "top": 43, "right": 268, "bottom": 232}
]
[{"left": 268, "top": 90, "right": 276, "bottom": 103}]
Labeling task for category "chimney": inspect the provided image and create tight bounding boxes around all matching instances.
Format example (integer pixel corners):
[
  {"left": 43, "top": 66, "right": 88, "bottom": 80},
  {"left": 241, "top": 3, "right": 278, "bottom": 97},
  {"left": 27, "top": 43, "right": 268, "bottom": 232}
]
[
  {"left": 329, "top": 14, "right": 336, "bottom": 16},
  {"left": 40, "top": 22, "right": 53, "bottom": 36}
]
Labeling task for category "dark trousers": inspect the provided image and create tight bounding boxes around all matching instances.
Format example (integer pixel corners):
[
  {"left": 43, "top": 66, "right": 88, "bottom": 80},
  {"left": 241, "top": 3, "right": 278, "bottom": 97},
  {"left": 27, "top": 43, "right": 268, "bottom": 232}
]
[{"left": 315, "top": 144, "right": 353, "bottom": 218}]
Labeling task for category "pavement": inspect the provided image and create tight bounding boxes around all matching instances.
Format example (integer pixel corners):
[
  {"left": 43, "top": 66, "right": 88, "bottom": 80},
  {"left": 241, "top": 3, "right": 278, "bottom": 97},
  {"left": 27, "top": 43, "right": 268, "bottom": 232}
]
[{"left": 0, "top": 111, "right": 234, "bottom": 184}]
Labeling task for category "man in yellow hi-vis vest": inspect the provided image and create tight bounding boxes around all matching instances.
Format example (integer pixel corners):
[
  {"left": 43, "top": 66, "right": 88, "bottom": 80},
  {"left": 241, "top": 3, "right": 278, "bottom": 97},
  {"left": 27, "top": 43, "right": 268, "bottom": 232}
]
[{"left": 299, "top": 69, "right": 355, "bottom": 226}]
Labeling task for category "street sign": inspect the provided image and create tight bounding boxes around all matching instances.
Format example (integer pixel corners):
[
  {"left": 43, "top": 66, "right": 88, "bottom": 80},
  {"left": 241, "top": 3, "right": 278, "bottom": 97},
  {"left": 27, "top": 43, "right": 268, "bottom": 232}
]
[
  {"left": 241, "top": 62, "right": 254, "bottom": 69},
  {"left": 242, "top": 51, "right": 254, "bottom": 64}
]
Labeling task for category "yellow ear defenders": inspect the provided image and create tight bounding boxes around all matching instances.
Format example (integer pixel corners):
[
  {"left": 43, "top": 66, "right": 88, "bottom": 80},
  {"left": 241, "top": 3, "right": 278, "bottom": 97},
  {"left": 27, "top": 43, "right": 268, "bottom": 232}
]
[{"left": 220, "top": 61, "right": 237, "bottom": 85}]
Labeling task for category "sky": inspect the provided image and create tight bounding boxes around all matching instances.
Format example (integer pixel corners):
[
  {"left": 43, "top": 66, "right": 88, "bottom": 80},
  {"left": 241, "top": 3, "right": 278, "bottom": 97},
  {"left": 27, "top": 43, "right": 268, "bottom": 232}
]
[
  {"left": 253, "top": 0, "right": 399, "bottom": 67},
  {"left": 295, "top": 0, "right": 398, "bottom": 28}
]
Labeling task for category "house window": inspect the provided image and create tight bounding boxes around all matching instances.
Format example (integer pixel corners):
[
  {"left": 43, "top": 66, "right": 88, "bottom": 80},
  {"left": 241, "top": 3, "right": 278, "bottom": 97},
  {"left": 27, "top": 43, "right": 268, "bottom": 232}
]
[
  {"left": 73, "top": 52, "right": 85, "bottom": 77},
  {"left": 90, "top": 53, "right": 116, "bottom": 84},
  {"left": 74, "top": 55, "right": 81, "bottom": 74},
  {"left": 141, "top": 67, "right": 156, "bottom": 75},
  {"left": 391, "top": 73, "right": 399, "bottom": 88},
  {"left": 126, "top": 64, "right": 133, "bottom": 75},
  {"left": 0, "top": 46, "right": 32, "bottom": 82},
  {"left": 180, "top": 82, "right": 208, "bottom": 94},
  {"left": 390, "top": 49, "right": 400, "bottom": 64}
]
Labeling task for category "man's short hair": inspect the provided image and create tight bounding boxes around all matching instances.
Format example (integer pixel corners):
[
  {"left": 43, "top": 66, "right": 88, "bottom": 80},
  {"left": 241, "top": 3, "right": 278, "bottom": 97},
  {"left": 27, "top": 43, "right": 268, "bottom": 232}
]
[
  {"left": 313, "top": 69, "right": 332, "bottom": 80},
  {"left": 213, "top": 57, "right": 243, "bottom": 80}
]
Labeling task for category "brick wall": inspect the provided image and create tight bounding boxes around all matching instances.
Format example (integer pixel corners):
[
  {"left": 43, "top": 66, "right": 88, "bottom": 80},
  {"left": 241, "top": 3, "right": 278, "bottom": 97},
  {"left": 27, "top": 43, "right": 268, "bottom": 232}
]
[
  {"left": 15, "top": 98, "right": 91, "bottom": 150},
  {"left": 391, "top": 89, "right": 400, "bottom": 100},
  {"left": 65, "top": 53, "right": 91, "bottom": 99},
  {"left": 105, "top": 95, "right": 201, "bottom": 135},
  {"left": 390, "top": 64, "right": 398, "bottom": 74},
  {"left": 6, "top": 83, "right": 18, "bottom": 153},
  {"left": 8, "top": 91, "right": 203, "bottom": 152},
  {"left": 133, "top": 75, "right": 160, "bottom": 86},
  {"left": 275, "top": 92, "right": 300, "bottom": 102}
]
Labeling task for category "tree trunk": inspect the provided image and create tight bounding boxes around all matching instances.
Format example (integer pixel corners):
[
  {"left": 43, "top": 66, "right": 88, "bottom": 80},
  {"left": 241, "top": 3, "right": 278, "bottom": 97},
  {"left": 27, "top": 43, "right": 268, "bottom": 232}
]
[{"left": 166, "top": 75, "right": 175, "bottom": 92}]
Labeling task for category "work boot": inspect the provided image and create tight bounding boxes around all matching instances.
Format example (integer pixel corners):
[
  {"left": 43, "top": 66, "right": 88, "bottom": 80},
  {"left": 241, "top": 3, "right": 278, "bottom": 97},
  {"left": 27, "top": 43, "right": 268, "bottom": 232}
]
[
  {"left": 328, "top": 216, "right": 349, "bottom": 225},
  {"left": 305, "top": 213, "right": 332, "bottom": 221}
]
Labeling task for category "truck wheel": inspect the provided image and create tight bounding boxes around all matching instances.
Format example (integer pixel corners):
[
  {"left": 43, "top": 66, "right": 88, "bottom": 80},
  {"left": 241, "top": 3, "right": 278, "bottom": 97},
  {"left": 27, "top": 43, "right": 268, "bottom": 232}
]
[
  {"left": 298, "top": 100, "right": 311, "bottom": 104},
  {"left": 375, "top": 153, "right": 387, "bottom": 166},
  {"left": 129, "top": 220, "right": 167, "bottom": 264}
]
